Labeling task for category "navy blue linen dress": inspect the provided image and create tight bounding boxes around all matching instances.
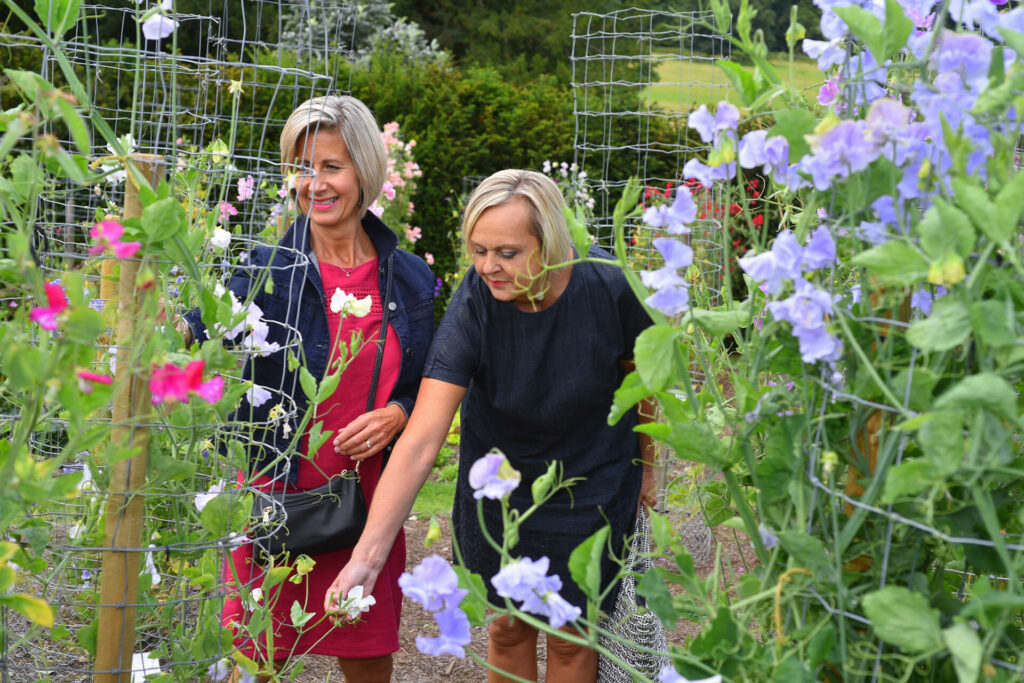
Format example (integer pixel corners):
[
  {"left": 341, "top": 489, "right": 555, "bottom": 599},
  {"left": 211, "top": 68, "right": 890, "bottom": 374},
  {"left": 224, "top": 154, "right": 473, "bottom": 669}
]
[{"left": 423, "top": 246, "right": 652, "bottom": 612}]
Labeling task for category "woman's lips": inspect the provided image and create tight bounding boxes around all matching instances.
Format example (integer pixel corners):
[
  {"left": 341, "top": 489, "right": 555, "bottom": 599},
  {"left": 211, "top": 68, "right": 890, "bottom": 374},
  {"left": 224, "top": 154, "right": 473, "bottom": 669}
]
[{"left": 312, "top": 197, "right": 337, "bottom": 210}]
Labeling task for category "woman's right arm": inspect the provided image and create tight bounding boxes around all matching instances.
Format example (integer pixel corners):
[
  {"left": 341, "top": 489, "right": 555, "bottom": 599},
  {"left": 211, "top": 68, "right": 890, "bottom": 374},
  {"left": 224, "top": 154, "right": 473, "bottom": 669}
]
[{"left": 324, "top": 377, "right": 467, "bottom": 614}]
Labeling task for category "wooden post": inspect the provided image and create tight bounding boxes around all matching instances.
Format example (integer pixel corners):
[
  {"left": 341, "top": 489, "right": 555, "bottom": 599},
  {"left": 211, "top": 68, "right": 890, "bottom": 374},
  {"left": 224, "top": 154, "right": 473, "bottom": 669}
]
[{"left": 94, "top": 155, "right": 163, "bottom": 682}]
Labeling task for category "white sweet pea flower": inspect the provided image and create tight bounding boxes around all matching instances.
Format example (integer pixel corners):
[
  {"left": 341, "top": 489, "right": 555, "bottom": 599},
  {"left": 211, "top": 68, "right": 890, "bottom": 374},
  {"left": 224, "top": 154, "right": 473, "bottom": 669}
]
[
  {"left": 141, "top": 13, "right": 178, "bottom": 40},
  {"left": 142, "top": 545, "right": 161, "bottom": 587},
  {"left": 210, "top": 228, "right": 231, "bottom": 251},
  {"left": 130, "top": 651, "right": 163, "bottom": 682},
  {"left": 337, "top": 585, "right": 376, "bottom": 619},
  {"left": 245, "top": 384, "right": 273, "bottom": 407},
  {"left": 329, "top": 288, "right": 372, "bottom": 317},
  {"left": 194, "top": 481, "right": 225, "bottom": 512}
]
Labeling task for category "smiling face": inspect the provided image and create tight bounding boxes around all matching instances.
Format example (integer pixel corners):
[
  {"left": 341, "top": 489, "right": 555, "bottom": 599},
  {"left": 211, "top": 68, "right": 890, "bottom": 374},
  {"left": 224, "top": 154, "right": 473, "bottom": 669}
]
[
  {"left": 469, "top": 198, "right": 546, "bottom": 306},
  {"left": 294, "top": 130, "right": 362, "bottom": 233}
]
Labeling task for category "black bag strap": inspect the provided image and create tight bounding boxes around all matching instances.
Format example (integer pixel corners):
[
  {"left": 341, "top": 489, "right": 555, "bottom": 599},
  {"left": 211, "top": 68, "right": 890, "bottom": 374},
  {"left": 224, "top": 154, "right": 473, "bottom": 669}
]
[{"left": 366, "top": 252, "right": 394, "bottom": 412}]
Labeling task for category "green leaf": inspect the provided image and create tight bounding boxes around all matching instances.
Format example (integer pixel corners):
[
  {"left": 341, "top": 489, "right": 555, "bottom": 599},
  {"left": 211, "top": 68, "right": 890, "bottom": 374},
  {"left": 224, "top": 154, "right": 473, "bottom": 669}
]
[
  {"left": 55, "top": 97, "right": 90, "bottom": 156},
  {"left": 993, "top": 169, "right": 1024, "bottom": 244},
  {"left": 0, "top": 593, "right": 54, "bottom": 627},
  {"left": 199, "top": 492, "right": 236, "bottom": 536},
  {"left": 776, "top": 531, "right": 829, "bottom": 576},
  {"left": 76, "top": 618, "right": 98, "bottom": 656},
  {"left": 454, "top": 566, "right": 488, "bottom": 626},
  {"left": 862, "top": 586, "right": 942, "bottom": 653},
  {"left": 638, "top": 419, "right": 724, "bottom": 468},
  {"left": 261, "top": 565, "right": 292, "bottom": 591},
  {"left": 851, "top": 241, "right": 929, "bottom": 286},
  {"left": 755, "top": 416, "right": 802, "bottom": 503},
  {"left": 881, "top": 460, "right": 935, "bottom": 502},
  {"left": 633, "top": 326, "right": 681, "bottom": 393},
  {"left": 768, "top": 109, "right": 817, "bottom": 162},
  {"left": 568, "top": 525, "right": 610, "bottom": 602},
  {"left": 10, "top": 155, "right": 43, "bottom": 201},
  {"left": 951, "top": 177, "right": 1003, "bottom": 244},
  {"left": 919, "top": 412, "right": 964, "bottom": 477},
  {"left": 608, "top": 372, "right": 649, "bottom": 426},
  {"left": 686, "top": 301, "right": 751, "bottom": 337},
  {"left": 306, "top": 421, "right": 332, "bottom": 457},
  {"left": 943, "top": 622, "right": 983, "bottom": 683},
  {"left": 935, "top": 373, "right": 1018, "bottom": 422},
  {"left": 969, "top": 299, "right": 1015, "bottom": 348},
  {"left": 140, "top": 197, "right": 186, "bottom": 244},
  {"left": 289, "top": 600, "right": 315, "bottom": 628},
  {"left": 62, "top": 307, "right": 105, "bottom": 345},
  {"left": 316, "top": 368, "right": 342, "bottom": 403},
  {"left": 716, "top": 60, "right": 758, "bottom": 106},
  {"left": 881, "top": 0, "right": 913, "bottom": 61},
  {"left": 833, "top": 6, "right": 884, "bottom": 66},
  {"left": 997, "top": 28, "right": 1024, "bottom": 68},
  {"left": 564, "top": 205, "right": 592, "bottom": 260},
  {"left": 34, "top": 0, "right": 81, "bottom": 36},
  {"left": 3, "top": 345, "right": 43, "bottom": 387},
  {"left": 613, "top": 179, "right": 643, "bottom": 232},
  {"left": 0, "top": 566, "right": 13, "bottom": 593},
  {"left": 299, "top": 367, "right": 317, "bottom": 402},
  {"left": 905, "top": 298, "right": 971, "bottom": 352},
  {"left": 917, "top": 199, "right": 975, "bottom": 259},
  {"left": 3, "top": 69, "right": 55, "bottom": 104},
  {"left": 636, "top": 568, "right": 675, "bottom": 628}
]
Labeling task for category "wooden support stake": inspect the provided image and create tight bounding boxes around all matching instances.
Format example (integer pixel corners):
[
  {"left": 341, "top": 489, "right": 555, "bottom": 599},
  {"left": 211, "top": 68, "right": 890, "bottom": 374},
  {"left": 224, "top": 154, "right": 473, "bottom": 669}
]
[{"left": 94, "top": 155, "right": 163, "bottom": 683}]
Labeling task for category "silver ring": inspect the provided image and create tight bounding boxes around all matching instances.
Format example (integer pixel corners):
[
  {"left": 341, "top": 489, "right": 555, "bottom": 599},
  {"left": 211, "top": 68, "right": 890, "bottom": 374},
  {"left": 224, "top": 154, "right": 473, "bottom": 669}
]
[{"left": 366, "top": 439, "right": 372, "bottom": 450}]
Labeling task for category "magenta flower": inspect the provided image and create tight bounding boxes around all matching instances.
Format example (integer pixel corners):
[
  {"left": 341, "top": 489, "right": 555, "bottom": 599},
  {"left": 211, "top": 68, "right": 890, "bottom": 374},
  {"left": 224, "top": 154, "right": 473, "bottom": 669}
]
[
  {"left": 30, "top": 282, "right": 69, "bottom": 331},
  {"left": 111, "top": 240, "right": 141, "bottom": 259},
  {"left": 89, "top": 220, "right": 140, "bottom": 260},
  {"left": 76, "top": 369, "right": 113, "bottom": 393},
  {"left": 468, "top": 451, "right": 521, "bottom": 500},
  {"left": 817, "top": 78, "right": 840, "bottom": 106},
  {"left": 150, "top": 359, "right": 223, "bottom": 405}
]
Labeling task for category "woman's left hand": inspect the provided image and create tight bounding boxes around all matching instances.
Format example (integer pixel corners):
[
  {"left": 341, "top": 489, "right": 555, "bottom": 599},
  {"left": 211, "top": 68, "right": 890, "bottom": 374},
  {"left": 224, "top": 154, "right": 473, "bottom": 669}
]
[{"left": 333, "top": 404, "right": 407, "bottom": 461}]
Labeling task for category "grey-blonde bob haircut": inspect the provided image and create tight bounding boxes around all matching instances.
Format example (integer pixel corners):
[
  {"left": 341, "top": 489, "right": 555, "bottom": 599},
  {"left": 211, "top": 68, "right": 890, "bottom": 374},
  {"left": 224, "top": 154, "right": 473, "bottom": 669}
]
[
  {"left": 279, "top": 95, "right": 386, "bottom": 218},
  {"left": 462, "top": 169, "right": 572, "bottom": 268}
]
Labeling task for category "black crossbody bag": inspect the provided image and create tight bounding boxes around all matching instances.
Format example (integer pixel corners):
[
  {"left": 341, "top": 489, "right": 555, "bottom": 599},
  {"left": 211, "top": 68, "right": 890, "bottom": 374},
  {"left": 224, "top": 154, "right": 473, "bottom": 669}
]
[{"left": 250, "top": 254, "right": 394, "bottom": 563}]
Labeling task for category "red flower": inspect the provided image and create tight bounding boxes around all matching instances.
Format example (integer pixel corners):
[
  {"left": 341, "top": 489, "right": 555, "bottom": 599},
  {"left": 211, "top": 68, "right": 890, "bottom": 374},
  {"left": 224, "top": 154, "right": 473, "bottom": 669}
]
[{"left": 752, "top": 214, "right": 764, "bottom": 227}]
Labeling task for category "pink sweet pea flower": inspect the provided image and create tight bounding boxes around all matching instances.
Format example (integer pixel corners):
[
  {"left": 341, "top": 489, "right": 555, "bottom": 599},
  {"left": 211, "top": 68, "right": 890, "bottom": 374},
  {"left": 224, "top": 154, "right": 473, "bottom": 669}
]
[
  {"left": 89, "top": 220, "right": 140, "bottom": 260},
  {"left": 150, "top": 359, "right": 223, "bottom": 405},
  {"left": 112, "top": 240, "right": 141, "bottom": 259},
  {"left": 425, "top": 252, "right": 435, "bottom": 266},
  {"left": 76, "top": 369, "right": 114, "bottom": 393},
  {"left": 405, "top": 227, "right": 422, "bottom": 243},
  {"left": 30, "top": 282, "right": 69, "bottom": 331},
  {"left": 219, "top": 201, "right": 238, "bottom": 223}
]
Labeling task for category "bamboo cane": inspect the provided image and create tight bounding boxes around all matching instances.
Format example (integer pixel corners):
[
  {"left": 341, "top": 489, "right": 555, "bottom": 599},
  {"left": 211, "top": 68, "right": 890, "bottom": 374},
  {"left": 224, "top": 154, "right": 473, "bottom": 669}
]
[{"left": 94, "top": 155, "right": 163, "bottom": 682}]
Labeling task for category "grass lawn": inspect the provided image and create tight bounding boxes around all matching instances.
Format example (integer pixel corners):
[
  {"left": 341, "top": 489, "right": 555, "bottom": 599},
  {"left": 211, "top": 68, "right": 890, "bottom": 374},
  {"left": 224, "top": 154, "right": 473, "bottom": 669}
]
[
  {"left": 412, "top": 477, "right": 455, "bottom": 518},
  {"left": 646, "top": 55, "right": 824, "bottom": 110}
]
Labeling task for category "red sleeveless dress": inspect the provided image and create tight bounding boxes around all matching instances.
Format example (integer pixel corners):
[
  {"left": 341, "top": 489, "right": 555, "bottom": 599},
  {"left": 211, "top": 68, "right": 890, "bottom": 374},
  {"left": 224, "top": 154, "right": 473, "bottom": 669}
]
[{"left": 222, "top": 257, "right": 405, "bottom": 660}]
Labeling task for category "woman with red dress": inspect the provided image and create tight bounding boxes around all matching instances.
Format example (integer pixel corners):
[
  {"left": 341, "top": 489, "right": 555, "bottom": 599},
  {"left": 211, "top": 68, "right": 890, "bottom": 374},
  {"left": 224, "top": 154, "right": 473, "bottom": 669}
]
[{"left": 184, "top": 95, "right": 434, "bottom": 681}]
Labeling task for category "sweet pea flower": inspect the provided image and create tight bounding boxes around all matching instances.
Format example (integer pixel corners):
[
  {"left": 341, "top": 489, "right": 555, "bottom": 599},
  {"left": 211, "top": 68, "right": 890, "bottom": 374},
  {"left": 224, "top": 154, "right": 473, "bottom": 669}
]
[
  {"left": 468, "top": 451, "right": 521, "bottom": 500},
  {"left": 237, "top": 175, "right": 255, "bottom": 201},
  {"left": 149, "top": 359, "right": 224, "bottom": 405},
  {"left": 817, "top": 78, "right": 840, "bottom": 106},
  {"left": 218, "top": 201, "right": 238, "bottom": 224},
  {"left": 142, "top": 545, "right": 161, "bottom": 587},
  {"left": 416, "top": 606, "right": 471, "bottom": 658},
  {"left": 30, "top": 282, "right": 69, "bottom": 331},
  {"left": 738, "top": 130, "right": 789, "bottom": 175},
  {"left": 643, "top": 185, "right": 697, "bottom": 234},
  {"left": 688, "top": 102, "right": 739, "bottom": 144},
  {"left": 89, "top": 220, "right": 141, "bottom": 259},
  {"left": 800, "top": 225, "right": 837, "bottom": 271},
  {"left": 246, "top": 383, "right": 273, "bottom": 407},
  {"left": 207, "top": 659, "right": 231, "bottom": 681},
  {"left": 76, "top": 369, "right": 113, "bottom": 393},
  {"left": 492, "top": 557, "right": 582, "bottom": 628},
  {"left": 336, "top": 585, "right": 376, "bottom": 619},
  {"left": 737, "top": 231, "right": 803, "bottom": 295},
  {"left": 399, "top": 555, "right": 467, "bottom": 611},
  {"left": 330, "top": 288, "right": 372, "bottom": 317},
  {"left": 641, "top": 237, "right": 694, "bottom": 317},
  {"left": 425, "top": 252, "right": 435, "bottom": 266},
  {"left": 405, "top": 227, "right": 422, "bottom": 243},
  {"left": 210, "top": 228, "right": 231, "bottom": 251},
  {"left": 194, "top": 481, "right": 225, "bottom": 512}
]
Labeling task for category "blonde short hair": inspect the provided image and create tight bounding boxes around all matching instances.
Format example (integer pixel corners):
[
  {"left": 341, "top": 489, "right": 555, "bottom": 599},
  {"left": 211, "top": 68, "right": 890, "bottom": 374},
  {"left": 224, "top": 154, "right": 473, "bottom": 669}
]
[
  {"left": 279, "top": 95, "right": 386, "bottom": 217},
  {"left": 462, "top": 169, "right": 572, "bottom": 267}
]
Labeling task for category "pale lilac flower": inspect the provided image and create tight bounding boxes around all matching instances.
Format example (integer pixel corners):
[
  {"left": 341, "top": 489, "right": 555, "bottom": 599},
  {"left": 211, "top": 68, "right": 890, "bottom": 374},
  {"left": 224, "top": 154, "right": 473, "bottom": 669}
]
[
  {"left": 768, "top": 284, "right": 843, "bottom": 363},
  {"left": 803, "top": 38, "right": 845, "bottom": 71},
  {"left": 865, "top": 98, "right": 911, "bottom": 145},
  {"left": 738, "top": 130, "right": 789, "bottom": 175},
  {"left": 468, "top": 451, "right": 521, "bottom": 500},
  {"left": 492, "top": 557, "right": 582, "bottom": 627},
  {"left": 910, "top": 285, "right": 946, "bottom": 315},
  {"left": 417, "top": 606, "right": 471, "bottom": 658},
  {"left": 818, "top": 78, "right": 840, "bottom": 106},
  {"left": 207, "top": 660, "right": 230, "bottom": 681},
  {"left": 237, "top": 175, "right": 255, "bottom": 202},
  {"left": 642, "top": 185, "right": 697, "bottom": 234},
  {"left": 932, "top": 30, "right": 993, "bottom": 92},
  {"left": 948, "top": 0, "right": 1000, "bottom": 36},
  {"left": 688, "top": 102, "right": 739, "bottom": 144},
  {"left": 142, "top": 14, "right": 177, "bottom": 41},
  {"left": 399, "top": 555, "right": 467, "bottom": 611},
  {"left": 801, "top": 226, "right": 837, "bottom": 271},
  {"left": 646, "top": 286, "right": 690, "bottom": 316},
  {"left": 801, "top": 120, "right": 879, "bottom": 191},
  {"left": 857, "top": 221, "right": 890, "bottom": 244},
  {"left": 682, "top": 157, "right": 735, "bottom": 188},
  {"left": 536, "top": 591, "right": 582, "bottom": 629},
  {"left": 737, "top": 231, "right": 803, "bottom": 294},
  {"left": 758, "top": 525, "right": 779, "bottom": 549},
  {"left": 246, "top": 384, "right": 273, "bottom": 407}
]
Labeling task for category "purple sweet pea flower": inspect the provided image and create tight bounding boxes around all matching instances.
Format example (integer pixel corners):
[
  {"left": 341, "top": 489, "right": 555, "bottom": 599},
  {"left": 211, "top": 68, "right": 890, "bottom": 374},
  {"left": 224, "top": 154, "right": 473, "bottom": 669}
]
[
  {"left": 865, "top": 98, "right": 912, "bottom": 145},
  {"left": 416, "top": 606, "right": 471, "bottom": 658},
  {"left": 801, "top": 120, "right": 880, "bottom": 191},
  {"left": 492, "top": 557, "right": 582, "bottom": 628},
  {"left": 689, "top": 105, "right": 717, "bottom": 143},
  {"left": 534, "top": 591, "right": 582, "bottom": 629},
  {"left": 654, "top": 237, "right": 694, "bottom": 269},
  {"left": 817, "top": 77, "right": 840, "bottom": 106},
  {"left": 399, "top": 555, "right": 467, "bottom": 611},
  {"left": 897, "top": 0, "right": 937, "bottom": 27},
  {"left": 801, "top": 225, "right": 837, "bottom": 271},
  {"left": 646, "top": 285, "right": 691, "bottom": 316},
  {"left": 768, "top": 283, "right": 843, "bottom": 363},
  {"left": 932, "top": 30, "right": 993, "bottom": 92},
  {"left": 857, "top": 221, "right": 890, "bottom": 244},
  {"left": 688, "top": 102, "right": 739, "bottom": 144},
  {"left": 643, "top": 186, "right": 697, "bottom": 234},
  {"left": 911, "top": 285, "right": 947, "bottom": 315},
  {"left": 803, "top": 38, "right": 846, "bottom": 71},
  {"left": 737, "top": 231, "right": 804, "bottom": 294},
  {"left": 739, "top": 130, "right": 789, "bottom": 175},
  {"left": 468, "top": 451, "right": 521, "bottom": 500},
  {"left": 948, "top": 0, "right": 1000, "bottom": 36}
]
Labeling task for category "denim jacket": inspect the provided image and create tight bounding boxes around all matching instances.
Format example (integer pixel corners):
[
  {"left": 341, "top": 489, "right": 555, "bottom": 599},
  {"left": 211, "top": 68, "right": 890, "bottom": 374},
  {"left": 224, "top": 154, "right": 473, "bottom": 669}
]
[{"left": 184, "top": 213, "right": 435, "bottom": 483}]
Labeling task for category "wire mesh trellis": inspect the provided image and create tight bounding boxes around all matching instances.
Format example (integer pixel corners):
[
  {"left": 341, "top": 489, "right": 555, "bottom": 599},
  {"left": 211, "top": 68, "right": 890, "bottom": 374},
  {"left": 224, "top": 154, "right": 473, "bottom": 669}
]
[
  {"left": 569, "top": 8, "right": 730, "bottom": 557},
  {"left": 0, "top": 0, "right": 367, "bottom": 679}
]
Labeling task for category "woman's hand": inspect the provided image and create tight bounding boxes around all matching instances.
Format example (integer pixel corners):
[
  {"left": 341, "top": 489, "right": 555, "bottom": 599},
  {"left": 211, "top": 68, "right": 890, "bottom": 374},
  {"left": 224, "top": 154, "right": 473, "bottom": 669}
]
[
  {"left": 324, "top": 558, "right": 380, "bottom": 622},
  {"left": 333, "top": 403, "right": 407, "bottom": 461}
]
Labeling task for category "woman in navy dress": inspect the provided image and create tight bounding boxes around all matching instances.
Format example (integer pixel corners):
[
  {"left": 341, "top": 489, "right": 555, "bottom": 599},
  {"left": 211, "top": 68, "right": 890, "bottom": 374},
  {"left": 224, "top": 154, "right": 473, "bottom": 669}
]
[{"left": 326, "top": 169, "right": 654, "bottom": 682}]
